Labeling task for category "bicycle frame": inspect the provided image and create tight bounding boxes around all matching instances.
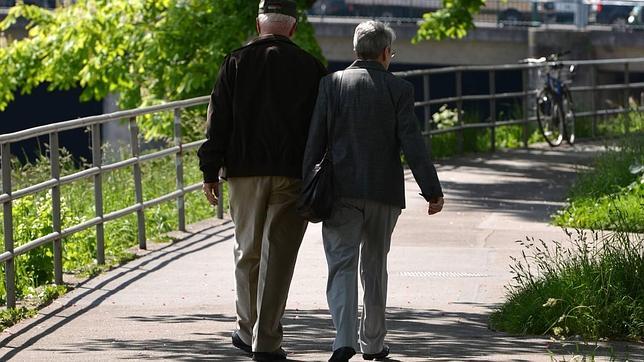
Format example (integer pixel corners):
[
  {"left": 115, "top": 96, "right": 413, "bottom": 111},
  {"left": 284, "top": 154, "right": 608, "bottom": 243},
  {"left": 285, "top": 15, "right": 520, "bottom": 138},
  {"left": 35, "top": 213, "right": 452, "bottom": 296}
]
[{"left": 541, "top": 62, "right": 575, "bottom": 105}]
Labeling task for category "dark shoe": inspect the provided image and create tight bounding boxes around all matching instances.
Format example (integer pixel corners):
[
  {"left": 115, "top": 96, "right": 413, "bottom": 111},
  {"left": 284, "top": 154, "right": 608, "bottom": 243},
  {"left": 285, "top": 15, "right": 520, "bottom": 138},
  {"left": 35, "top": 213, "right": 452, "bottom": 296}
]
[
  {"left": 253, "top": 347, "right": 287, "bottom": 361},
  {"left": 362, "top": 345, "right": 389, "bottom": 360},
  {"left": 329, "top": 347, "right": 356, "bottom": 362},
  {"left": 231, "top": 331, "right": 252, "bottom": 354}
]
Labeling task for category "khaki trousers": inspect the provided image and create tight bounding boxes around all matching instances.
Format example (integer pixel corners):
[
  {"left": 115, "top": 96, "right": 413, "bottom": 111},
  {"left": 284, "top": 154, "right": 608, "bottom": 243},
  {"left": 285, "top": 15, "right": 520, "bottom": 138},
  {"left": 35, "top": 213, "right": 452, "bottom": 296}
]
[
  {"left": 322, "top": 198, "right": 401, "bottom": 354},
  {"left": 228, "top": 176, "right": 307, "bottom": 352}
]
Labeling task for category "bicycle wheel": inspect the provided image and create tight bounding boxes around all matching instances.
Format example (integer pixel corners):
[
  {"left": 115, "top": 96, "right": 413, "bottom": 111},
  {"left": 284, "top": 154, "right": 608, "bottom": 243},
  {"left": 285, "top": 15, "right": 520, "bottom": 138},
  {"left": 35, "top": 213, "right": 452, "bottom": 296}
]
[
  {"left": 536, "top": 90, "right": 564, "bottom": 147},
  {"left": 562, "top": 95, "right": 576, "bottom": 145}
]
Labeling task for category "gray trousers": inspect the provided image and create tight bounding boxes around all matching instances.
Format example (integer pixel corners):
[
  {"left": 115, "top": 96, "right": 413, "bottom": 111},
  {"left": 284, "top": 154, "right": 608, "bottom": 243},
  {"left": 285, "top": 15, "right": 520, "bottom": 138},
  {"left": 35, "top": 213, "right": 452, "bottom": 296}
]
[
  {"left": 228, "top": 176, "right": 307, "bottom": 352},
  {"left": 322, "top": 198, "right": 401, "bottom": 354}
]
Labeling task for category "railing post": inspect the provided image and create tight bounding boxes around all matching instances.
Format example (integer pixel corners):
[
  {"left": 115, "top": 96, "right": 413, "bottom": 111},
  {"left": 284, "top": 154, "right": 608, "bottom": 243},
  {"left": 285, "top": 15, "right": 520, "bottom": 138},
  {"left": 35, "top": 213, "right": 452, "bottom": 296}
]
[
  {"left": 456, "top": 70, "right": 463, "bottom": 154},
  {"left": 174, "top": 109, "right": 186, "bottom": 232},
  {"left": 49, "top": 132, "right": 63, "bottom": 285},
  {"left": 129, "top": 117, "right": 146, "bottom": 250},
  {"left": 489, "top": 70, "right": 496, "bottom": 153},
  {"left": 591, "top": 65, "right": 598, "bottom": 138},
  {"left": 522, "top": 68, "right": 530, "bottom": 148},
  {"left": 623, "top": 62, "right": 630, "bottom": 134},
  {"left": 92, "top": 124, "right": 105, "bottom": 265},
  {"left": 1, "top": 143, "right": 16, "bottom": 308},
  {"left": 423, "top": 74, "right": 432, "bottom": 160}
]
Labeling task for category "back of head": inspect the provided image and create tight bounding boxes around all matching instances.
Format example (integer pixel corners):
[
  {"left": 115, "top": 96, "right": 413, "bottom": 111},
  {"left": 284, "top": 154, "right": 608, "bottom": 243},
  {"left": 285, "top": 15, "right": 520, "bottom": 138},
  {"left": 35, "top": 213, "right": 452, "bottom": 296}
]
[
  {"left": 257, "top": 13, "right": 297, "bottom": 37},
  {"left": 353, "top": 21, "right": 396, "bottom": 60},
  {"left": 257, "top": 0, "right": 297, "bottom": 37}
]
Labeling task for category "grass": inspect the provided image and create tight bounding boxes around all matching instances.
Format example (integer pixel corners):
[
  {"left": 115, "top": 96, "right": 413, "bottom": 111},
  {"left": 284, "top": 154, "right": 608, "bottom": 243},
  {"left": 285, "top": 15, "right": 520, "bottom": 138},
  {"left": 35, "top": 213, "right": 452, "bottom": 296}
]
[
  {"left": 575, "top": 110, "right": 644, "bottom": 140},
  {"left": 490, "top": 227, "right": 644, "bottom": 341},
  {"left": 430, "top": 123, "right": 542, "bottom": 159},
  {"left": 0, "top": 284, "right": 67, "bottom": 332},
  {"left": 553, "top": 134, "right": 644, "bottom": 233},
  {"left": 428, "top": 106, "right": 644, "bottom": 160},
  {"left": 492, "top": 127, "right": 644, "bottom": 342},
  {"left": 428, "top": 104, "right": 546, "bottom": 159}
]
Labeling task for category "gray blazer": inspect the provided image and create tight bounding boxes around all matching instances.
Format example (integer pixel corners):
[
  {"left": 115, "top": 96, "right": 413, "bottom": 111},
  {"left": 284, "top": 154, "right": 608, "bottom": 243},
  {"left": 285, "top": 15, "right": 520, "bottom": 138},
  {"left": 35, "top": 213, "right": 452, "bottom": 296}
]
[{"left": 302, "top": 60, "right": 443, "bottom": 209}]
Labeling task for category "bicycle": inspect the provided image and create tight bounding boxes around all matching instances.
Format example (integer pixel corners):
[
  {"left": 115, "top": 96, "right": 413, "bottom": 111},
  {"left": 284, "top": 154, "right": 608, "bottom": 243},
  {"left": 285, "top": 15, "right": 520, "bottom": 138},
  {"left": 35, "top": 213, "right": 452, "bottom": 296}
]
[{"left": 521, "top": 52, "right": 577, "bottom": 147}]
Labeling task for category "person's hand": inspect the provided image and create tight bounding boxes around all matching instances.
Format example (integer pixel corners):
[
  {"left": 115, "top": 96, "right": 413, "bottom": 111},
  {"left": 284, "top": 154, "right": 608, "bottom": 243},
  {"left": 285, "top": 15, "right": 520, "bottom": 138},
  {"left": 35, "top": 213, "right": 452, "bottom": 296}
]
[
  {"left": 428, "top": 196, "right": 444, "bottom": 215},
  {"left": 202, "top": 181, "right": 219, "bottom": 206}
]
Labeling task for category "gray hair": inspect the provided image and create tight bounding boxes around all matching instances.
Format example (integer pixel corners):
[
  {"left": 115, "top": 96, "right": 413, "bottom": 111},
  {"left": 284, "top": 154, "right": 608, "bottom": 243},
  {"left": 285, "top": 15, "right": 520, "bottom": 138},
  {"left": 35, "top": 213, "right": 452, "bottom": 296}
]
[
  {"left": 257, "top": 13, "right": 296, "bottom": 35},
  {"left": 353, "top": 21, "right": 396, "bottom": 60}
]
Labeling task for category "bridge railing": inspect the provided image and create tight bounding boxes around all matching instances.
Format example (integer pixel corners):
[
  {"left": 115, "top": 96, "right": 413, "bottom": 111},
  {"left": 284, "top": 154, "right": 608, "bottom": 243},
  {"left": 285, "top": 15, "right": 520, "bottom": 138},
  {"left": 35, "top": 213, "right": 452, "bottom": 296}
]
[
  {"left": 1, "top": 57, "right": 643, "bottom": 308},
  {"left": 0, "top": 96, "right": 225, "bottom": 308},
  {"left": 394, "top": 57, "right": 644, "bottom": 154}
]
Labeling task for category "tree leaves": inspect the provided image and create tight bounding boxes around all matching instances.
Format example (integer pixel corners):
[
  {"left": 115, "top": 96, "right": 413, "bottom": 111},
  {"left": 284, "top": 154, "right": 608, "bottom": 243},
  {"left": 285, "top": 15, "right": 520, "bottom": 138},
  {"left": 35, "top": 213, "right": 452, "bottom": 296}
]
[
  {"left": 0, "top": 0, "right": 323, "bottom": 122},
  {"left": 414, "top": 0, "right": 485, "bottom": 43}
]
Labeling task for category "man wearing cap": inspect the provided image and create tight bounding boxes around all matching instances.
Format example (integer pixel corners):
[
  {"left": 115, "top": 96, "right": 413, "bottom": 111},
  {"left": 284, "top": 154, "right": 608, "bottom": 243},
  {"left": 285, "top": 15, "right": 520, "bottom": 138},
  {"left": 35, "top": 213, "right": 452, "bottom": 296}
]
[{"left": 198, "top": 1, "right": 327, "bottom": 361}]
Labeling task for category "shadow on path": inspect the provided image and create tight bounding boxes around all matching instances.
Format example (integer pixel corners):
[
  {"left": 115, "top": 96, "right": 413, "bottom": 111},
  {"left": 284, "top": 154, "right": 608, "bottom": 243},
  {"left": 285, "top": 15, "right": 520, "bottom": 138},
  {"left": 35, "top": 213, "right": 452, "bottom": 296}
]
[
  {"left": 0, "top": 221, "right": 235, "bottom": 361},
  {"left": 413, "top": 146, "right": 603, "bottom": 223},
  {"left": 41, "top": 307, "right": 643, "bottom": 361}
]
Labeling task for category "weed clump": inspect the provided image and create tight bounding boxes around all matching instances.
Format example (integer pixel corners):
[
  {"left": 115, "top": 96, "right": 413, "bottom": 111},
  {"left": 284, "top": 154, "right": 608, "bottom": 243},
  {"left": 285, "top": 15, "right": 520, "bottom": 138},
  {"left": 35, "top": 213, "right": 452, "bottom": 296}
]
[{"left": 491, "top": 227, "right": 644, "bottom": 341}]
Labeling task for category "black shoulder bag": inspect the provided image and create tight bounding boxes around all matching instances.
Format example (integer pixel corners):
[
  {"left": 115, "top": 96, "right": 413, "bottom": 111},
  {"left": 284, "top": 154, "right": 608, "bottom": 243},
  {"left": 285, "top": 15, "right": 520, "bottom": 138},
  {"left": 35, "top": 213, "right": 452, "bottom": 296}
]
[{"left": 296, "top": 72, "right": 344, "bottom": 223}]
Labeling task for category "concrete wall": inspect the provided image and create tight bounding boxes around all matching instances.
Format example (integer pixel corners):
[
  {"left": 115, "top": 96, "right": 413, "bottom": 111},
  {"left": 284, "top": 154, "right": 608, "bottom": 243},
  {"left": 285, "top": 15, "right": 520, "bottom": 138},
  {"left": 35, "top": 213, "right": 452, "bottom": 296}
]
[
  {"left": 314, "top": 21, "right": 530, "bottom": 65},
  {"left": 312, "top": 19, "right": 644, "bottom": 72}
]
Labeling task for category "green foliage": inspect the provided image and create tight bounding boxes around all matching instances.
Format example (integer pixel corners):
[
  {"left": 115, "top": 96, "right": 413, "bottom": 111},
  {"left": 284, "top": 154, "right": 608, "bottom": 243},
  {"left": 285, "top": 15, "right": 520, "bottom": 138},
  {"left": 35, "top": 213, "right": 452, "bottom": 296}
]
[
  {"left": 0, "top": 144, "right": 220, "bottom": 306},
  {"left": 0, "top": 0, "right": 324, "bottom": 140},
  {"left": 13, "top": 193, "right": 56, "bottom": 288},
  {"left": 0, "top": 306, "right": 36, "bottom": 331},
  {"left": 490, "top": 228, "right": 644, "bottom": 341},
  {"left": 414, "top": 0, "right": 486, "bottom": 42},
  {"left": 28, "top": 284, "right": 69, "bottom": 307},
  {"left": 428, "top": 105, "right": 541, "bottom": 158},
  {"left": 575, "top": 111, "right": 644, "bottom": 140},
  {"left": 432, "top": 104, "right": 461, "bottom": 129},
  {"left": 0, "top": 284, "right": 67, "bottom": 332},
  {"left": 553, "top": 135, "right": 644, "bottom": 233}
]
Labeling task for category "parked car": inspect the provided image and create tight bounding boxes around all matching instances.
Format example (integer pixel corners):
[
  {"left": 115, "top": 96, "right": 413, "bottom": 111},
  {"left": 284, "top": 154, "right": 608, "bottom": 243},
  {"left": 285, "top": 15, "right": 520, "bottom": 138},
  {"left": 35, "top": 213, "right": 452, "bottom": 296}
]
[
  {"left": 590, "top": 0, "right": 638, "bottom": 26},
  {"left": 346, "top": 0, "right": 441, "bottom": 19},
  {"left": 493, "top": 0, "right": 587, "bottom": 26},
  {"left": 627, "top": 5, "right": 643, "bottom": 27},
  {"left": 494, "top": 0, "right": 538, "bottom": 24},
  {"left": 308, "top": 0, "right": 443, "bottom": 19},
  {"left": 308, "top": 0, "right": 355, "bottom": 16}
]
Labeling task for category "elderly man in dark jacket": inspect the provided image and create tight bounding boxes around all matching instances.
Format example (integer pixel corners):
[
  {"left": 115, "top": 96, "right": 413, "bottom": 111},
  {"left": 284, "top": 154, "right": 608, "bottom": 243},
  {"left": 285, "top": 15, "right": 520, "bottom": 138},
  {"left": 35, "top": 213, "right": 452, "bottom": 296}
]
[
  {"left": 198, "top": 1, "right": 327, "bottom": 361},
  {"left": 302, "top": 20, "right": 444, "bottom": 362}
]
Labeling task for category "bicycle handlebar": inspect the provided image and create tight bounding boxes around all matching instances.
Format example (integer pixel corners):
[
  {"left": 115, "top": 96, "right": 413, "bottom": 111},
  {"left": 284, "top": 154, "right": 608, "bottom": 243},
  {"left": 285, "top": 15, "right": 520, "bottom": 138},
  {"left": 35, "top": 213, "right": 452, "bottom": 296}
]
[{"left": 519, "top": 51, "right": 571, "bottom": 64}]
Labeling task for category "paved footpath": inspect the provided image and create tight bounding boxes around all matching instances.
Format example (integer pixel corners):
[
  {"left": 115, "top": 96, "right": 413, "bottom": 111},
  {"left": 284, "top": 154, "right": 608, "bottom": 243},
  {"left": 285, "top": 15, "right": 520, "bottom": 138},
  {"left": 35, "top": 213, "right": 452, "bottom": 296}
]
[{"left": 1, "top": 142, "right": 643, "bottom": 361}]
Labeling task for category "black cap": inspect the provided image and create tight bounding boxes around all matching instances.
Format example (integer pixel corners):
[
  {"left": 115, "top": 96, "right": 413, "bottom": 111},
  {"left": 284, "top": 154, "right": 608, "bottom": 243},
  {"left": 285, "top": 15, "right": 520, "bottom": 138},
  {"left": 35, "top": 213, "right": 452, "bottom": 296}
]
[{"left": 258, "top": 0, "right": 297, "bottom": 19}]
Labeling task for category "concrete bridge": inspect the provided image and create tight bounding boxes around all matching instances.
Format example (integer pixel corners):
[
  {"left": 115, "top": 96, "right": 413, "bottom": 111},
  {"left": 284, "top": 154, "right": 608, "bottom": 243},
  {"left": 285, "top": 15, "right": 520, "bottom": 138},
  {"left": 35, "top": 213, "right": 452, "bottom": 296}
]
[{"left": 312, "top": 17, "right": 644, "bottom": 72}]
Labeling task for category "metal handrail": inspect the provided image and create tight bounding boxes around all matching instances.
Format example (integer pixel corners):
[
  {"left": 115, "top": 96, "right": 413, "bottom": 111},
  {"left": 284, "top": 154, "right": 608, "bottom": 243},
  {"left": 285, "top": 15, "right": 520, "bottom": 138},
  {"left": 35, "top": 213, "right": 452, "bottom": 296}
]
[
  {"left": 394, "top": 57, "right": 644, "bottom": 155},
  {"left": 1, "top": 57, "right": 643, "bottom": 308},
  {"left": 0, "top": 96, "right": 213, "bottom": 308},
  {"left": 393, "top": 57, "right": 644, "bottom": 78},
  {"left": 0, "top": 96, "right": 210, "bottom": 144}
]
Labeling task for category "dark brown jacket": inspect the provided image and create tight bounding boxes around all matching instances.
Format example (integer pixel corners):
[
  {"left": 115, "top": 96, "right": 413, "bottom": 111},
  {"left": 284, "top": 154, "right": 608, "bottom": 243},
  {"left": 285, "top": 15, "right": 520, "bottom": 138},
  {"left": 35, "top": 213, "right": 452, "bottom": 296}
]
[{"left": 198, "top": 35, "right": 327, "bottom": 182}]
